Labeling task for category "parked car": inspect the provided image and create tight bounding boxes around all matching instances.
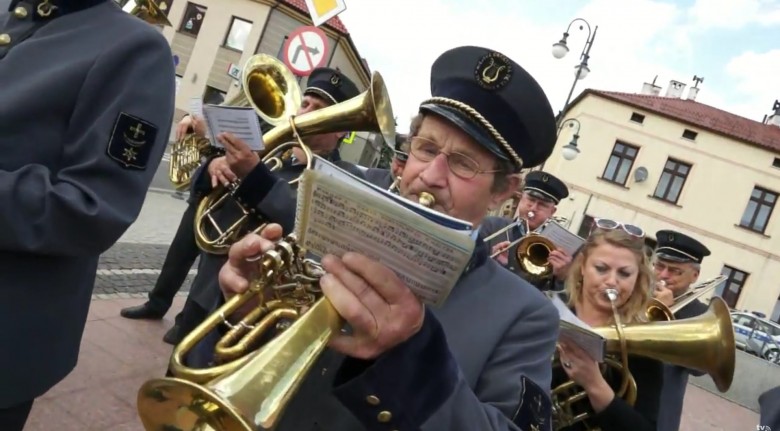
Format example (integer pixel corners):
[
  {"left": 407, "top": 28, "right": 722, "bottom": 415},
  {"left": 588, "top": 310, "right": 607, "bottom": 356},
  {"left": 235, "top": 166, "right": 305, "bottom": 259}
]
[{"left": 730, "top": 310, "right": 780, "bottom": 363}]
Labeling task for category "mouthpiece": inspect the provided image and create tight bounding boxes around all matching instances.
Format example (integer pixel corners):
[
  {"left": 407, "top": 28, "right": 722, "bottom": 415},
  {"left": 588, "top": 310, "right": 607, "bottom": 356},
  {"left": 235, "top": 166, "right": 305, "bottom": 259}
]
[
  {"left": 605, "top": 289, "right": 618, "bottom": 301},
  {"left": 527, "top": 211, "right": 535, "bottom": 219},
  {"left": 419, "top": 192, "right": 435, "bottom": 208}
]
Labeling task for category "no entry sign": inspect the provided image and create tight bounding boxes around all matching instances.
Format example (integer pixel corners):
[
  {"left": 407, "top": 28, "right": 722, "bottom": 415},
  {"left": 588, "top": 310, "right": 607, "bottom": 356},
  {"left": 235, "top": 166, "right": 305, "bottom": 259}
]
[{"left": 282, "top": 26, "right": 330, "bottom": 76}]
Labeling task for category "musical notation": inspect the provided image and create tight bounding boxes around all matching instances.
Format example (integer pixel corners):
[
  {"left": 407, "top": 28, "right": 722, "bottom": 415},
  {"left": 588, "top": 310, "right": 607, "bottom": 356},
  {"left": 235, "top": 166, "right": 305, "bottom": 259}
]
[
  {"left": 202, "top": 104, "right": 264, "bottom": 151},
  {"left": 294, "top": 159, "right": 476, "bottom": 306}
]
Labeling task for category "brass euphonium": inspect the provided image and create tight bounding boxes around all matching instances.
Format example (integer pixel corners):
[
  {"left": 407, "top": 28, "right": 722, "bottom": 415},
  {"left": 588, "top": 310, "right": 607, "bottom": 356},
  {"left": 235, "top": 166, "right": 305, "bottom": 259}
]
[
  {"left": 645, "top": 274, "right": 728, "bottom": 322},
  {"left": 551, "top": 290, "right": 736, "bottom": 430},
  {"left": 193, "top": 61, "right": 396, "bottom": 255}
]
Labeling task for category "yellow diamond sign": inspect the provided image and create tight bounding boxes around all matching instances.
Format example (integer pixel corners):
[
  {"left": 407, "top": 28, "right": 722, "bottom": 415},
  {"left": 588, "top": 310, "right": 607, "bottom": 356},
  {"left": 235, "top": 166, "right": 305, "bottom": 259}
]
[{"left": 305, "top": 0, "right": 347, "bottom": 27}]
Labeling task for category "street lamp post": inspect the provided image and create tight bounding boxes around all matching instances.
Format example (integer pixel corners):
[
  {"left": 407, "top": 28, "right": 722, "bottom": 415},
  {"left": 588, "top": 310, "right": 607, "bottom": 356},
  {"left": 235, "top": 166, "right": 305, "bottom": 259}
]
[
  {"left": 559, "top": 118, "right": 582, "bottom": 161},
  {"left": 552, "top": 18, "right": 598, "bottom": 127}
]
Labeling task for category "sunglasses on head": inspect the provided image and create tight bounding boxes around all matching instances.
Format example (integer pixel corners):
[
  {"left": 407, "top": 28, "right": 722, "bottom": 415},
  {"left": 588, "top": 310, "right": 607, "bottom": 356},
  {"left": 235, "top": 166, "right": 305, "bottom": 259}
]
[{"left": 590, "top": 218, "right": 645, "bottom": 238}]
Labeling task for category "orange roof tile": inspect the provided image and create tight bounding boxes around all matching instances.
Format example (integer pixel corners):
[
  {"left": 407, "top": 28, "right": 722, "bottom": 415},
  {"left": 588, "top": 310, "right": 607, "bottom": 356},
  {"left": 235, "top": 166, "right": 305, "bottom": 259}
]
[
  {"left": 584, "top": 90, "right": 780, "bottom": 154},
  {"left": 280, "top": 0, "right": 349, "bottom": 34}
]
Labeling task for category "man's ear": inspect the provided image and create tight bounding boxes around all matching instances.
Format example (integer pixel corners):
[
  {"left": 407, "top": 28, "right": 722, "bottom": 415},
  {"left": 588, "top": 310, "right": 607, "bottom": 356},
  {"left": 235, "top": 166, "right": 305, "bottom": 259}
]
[{"left": 492, "top": 174, "right": 520, "bottom": 208}]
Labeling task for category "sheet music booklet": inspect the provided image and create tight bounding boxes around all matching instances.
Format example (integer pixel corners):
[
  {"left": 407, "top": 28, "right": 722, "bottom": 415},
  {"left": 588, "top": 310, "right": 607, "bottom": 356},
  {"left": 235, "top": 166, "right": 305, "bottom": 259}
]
[
  {"left": 550, "top": 294, "right": 606, "bottom": 362},
  {"left": 201, "top": 104, "right": 264, "bottom": 151},
  {"left": 539, "top": 221, "right": 585, "bottom": 256},
  {"left": 294, "top": 157, "right": 477, "bottom": 306}
]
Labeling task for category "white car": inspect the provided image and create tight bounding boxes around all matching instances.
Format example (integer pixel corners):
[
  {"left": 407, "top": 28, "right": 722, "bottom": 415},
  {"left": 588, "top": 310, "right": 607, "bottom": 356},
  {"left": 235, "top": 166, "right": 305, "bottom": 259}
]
[{"left": 730, "top": 310, "right": 780, "bottom": 363}]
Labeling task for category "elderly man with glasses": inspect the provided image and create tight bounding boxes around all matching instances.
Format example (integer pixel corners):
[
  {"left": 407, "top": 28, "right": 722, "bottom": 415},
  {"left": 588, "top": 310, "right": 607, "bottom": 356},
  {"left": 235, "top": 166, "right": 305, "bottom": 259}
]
[{"left": 651, "top": 229, "right": 713, "bottom": 431}]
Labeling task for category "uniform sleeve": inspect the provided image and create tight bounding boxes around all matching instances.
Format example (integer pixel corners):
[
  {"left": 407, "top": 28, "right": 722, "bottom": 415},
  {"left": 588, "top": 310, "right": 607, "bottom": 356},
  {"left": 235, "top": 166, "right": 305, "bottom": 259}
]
[
  {"left": 0, "top": 29, "right": 174, "bottom": 255},
  {"left": 332, "top": 300, "right": 559, "bottom": 431},
  {"left": 592, "top": 357, "right": 663, "bottom": 431}
]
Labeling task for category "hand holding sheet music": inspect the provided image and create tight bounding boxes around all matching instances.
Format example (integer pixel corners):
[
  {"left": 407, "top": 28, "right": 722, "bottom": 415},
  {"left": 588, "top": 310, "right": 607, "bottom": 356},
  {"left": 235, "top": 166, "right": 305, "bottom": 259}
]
[
  {"left": 551, "top": 294, "right": 606, "bottom": 362},
  {"left": 294, "top": 157, "right": 476, "bottom": 306},
  {"left": 202, "top": 104, "right": 264, "bottom": 151}
]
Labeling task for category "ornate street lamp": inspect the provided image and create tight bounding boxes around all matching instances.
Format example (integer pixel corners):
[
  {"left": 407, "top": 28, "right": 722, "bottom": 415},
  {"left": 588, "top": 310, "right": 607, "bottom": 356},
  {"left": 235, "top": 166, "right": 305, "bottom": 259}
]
[{"left": 552, "top": 18, "right": 598, "bottom": 126}]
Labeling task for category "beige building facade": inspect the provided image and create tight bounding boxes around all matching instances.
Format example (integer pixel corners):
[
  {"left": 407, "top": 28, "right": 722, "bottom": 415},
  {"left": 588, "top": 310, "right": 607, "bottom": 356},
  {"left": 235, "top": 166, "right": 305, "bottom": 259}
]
[
  {"left": 130, "top": 0, "right": 387, "bottom": 166},
  {"left": 540, "top": 81, "right": 780, "bottom": 322}
]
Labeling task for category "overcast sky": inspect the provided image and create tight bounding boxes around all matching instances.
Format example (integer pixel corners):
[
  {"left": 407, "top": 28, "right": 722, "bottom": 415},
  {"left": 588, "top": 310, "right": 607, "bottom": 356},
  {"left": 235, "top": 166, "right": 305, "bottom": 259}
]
[{"left": 338, "top": 0, "right": 780, "bottom": 133}]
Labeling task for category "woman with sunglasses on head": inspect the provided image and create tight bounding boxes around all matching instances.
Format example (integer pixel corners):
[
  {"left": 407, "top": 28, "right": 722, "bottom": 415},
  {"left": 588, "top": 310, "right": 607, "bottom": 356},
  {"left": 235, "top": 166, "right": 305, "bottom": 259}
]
[{"left": 552, "top": 219, "right": 662, "bottom": 431}]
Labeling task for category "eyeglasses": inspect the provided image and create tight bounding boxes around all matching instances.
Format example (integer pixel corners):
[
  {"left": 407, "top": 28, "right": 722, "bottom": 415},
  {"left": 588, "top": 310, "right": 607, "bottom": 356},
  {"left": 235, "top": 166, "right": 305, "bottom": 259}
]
[
  {"left": 590, "top": 218, "right": 645, "bottom": 238},
  {"left": 409, "top": 136, "right": 500, "bottom": 180}
]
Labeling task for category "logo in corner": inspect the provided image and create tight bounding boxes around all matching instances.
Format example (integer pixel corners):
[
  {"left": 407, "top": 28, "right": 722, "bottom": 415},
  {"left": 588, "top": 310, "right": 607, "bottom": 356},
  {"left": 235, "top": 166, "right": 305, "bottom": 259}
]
[{"left": 474, "top": 51, "right": 513, "bottom": 91}]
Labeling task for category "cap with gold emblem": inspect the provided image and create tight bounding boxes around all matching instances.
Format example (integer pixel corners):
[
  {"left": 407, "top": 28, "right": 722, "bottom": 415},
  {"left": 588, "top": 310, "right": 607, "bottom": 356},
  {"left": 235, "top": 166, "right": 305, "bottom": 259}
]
[
  {"left": 523, "top": 170, "right": 569, "bottom": 204},
  {"left": 655, "top": 230, "right": 711, "bottom": 264},
  {"left": 419, "top": 46, "right": 556, "bottom": 171},
  {"left": 303, "top": 67, "right": 360, "bottom": 105}
]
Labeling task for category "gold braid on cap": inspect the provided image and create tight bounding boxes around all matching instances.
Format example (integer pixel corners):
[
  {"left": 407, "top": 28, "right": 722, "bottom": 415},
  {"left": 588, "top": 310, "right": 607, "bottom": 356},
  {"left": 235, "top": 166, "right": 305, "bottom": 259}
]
[{"left": 422, "top": 96, "right": 524, "bottom": 169}]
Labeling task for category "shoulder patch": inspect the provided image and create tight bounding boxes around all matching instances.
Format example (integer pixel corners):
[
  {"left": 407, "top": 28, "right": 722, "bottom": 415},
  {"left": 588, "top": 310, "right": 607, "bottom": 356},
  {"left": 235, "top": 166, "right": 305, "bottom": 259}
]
[
  {"left": 106, "top": 112, "right": 158, "bottom": 170},
  {"left": 513, "top": 375, "right": 552, "bottom": 431}
]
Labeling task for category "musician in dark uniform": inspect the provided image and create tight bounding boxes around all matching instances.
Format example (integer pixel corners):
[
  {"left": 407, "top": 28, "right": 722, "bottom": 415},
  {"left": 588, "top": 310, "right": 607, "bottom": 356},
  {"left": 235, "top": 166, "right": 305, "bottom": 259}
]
[
  {"left": 172, "top": 67, "right": 367, "bottom": 354},
  {"left": 651, "top": 229, "right": 712, "bottom": 431},
  {"left": 209, "top": 45, "right": 562, "bottom": 431},
  {"left": 0, "top": 0, "right": 174, "bottom": 429},
  {"left": 552, "top": 221, "right": 661, "bottom": 431},
  {"left": 119, "top": 114, "right": 214, "bottom": 345},
  {"left": 364, "top": 132, "right": 409, "bottom": 190},
  {"left": 481, "top": 170, "right": 572, "bottom": 291},
  {"left": 759, "top": 385, "right": 780, "bottom": 430}
]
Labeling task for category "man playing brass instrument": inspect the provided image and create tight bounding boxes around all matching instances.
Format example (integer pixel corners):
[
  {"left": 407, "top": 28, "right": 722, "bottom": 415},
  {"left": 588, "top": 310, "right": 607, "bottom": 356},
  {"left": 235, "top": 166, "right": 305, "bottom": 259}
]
[
  {"left": 216, "top": 46, "right": 560, "bottom": 431},
  {"left": 172, "top": 67, "right": 367, "bottom": 356},
  {"left": 482, "top": 170, "right": 573, "bottom": 291},
  {"left": 651, "top": 229, "right": 712, "bottom": 431}
]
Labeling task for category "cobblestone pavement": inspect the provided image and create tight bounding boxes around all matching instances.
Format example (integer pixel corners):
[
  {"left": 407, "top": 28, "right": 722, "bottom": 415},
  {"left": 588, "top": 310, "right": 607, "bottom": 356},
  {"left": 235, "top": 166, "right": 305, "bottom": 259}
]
[{"left": 93, "top": 191, "right": 197, "bottom": 296}]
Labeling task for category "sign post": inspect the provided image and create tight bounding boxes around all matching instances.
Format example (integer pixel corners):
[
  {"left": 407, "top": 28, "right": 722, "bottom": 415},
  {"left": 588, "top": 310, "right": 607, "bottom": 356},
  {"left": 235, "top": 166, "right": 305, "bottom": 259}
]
[
  {"left": 282, "top": 26, "right": 330, "bottom": 77},
  {"left": 304, "top": 0, "right": 347, "bottom": 27}
]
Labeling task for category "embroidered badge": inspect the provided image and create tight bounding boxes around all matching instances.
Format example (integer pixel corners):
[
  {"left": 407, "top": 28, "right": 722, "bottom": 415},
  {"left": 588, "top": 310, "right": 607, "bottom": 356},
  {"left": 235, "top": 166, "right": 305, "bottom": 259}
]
[
  {"left": 513, "top": 376, "right": 552, "bottom": 431},
  {"left": 330, "top": 74, "right": 341, "bottom": 86},
  {"left": 106, "top": 112, "right": 158, "bottom": 170},
  {"left": 474, "top": 51, "right": 513, "bottom": 91}
]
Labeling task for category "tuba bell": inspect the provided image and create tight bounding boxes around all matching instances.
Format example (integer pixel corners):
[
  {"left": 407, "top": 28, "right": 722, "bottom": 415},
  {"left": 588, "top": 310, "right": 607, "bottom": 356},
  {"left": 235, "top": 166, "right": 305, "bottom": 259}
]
[
  {"left": 194, "top": 66, "right": 394, "bottom": 255},
  {"left": 551, "top": 291, "right": 735, "bottom": 430}
]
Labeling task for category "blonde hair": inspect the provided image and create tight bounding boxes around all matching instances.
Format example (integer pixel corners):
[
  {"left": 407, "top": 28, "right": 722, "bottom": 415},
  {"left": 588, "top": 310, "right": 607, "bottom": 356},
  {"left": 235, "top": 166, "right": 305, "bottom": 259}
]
[{"left": 564, "top": 228, "right": 655, "bottom": 324}]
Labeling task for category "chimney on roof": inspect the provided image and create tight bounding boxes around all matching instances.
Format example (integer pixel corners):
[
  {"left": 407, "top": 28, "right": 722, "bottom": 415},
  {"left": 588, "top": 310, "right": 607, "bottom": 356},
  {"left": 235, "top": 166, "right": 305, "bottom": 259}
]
[
  {"left": 687, "top": 75, "right": 704, "bottom": 101},
  {"left": 665, "top": 80, "right": 686, "bottom": 99},
  {"left": 767, "top": 100, "right": 780, "bottom": 128},
  {"left": 641, "top": 75, "right": 662, "bottom": 96}
]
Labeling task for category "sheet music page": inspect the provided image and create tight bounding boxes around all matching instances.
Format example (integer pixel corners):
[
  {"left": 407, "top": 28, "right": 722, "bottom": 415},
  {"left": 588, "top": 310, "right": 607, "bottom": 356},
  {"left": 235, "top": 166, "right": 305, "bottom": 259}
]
[
  {"left": 189, "top": 97, "right": 204, "bottom": 119},
  {"left": 540, "top": 221, "right": 585, "bottom": 256},
  {"left": 202, "top": 104, "right": 264, "bottom": 151},
  {"left": 551, "top": 294, "right": 606, "bottom": 362},
  {"left": 312, "top": 157, "right": 473, "bottom": 231},
  {"left": 295, "top": 168, "right": 475, "bottom": 307}
]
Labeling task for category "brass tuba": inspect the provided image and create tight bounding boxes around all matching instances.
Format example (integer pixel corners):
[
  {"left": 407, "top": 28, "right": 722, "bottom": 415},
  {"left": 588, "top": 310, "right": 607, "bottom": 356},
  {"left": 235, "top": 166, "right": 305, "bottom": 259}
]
[
  {"left": 551, "top": 291, "right": 735, "bottom": 430},
  {"left": 645, "top": 274, "right": 728, "bottom": 322}
]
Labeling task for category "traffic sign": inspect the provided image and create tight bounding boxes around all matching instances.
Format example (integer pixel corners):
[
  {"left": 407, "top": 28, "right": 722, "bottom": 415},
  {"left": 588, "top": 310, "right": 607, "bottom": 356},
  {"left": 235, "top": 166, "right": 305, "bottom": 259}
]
[
  {"left": 282, "top": 26, "right": 329, "bottom": 76},
  {"left": 304, "top": 0, "right": 347, "bottom": 27},
  {"left": 342, "top": 131, "right": 356, "bottom": 144},
  {"left": 227, "top": 63, "right": 241, "bottom": 80}
]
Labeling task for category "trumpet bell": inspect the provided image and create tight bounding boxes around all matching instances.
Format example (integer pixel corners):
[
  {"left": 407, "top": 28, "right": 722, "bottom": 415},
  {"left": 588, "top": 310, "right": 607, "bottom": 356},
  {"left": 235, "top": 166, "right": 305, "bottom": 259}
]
[
  {"left": 130, "top": 0, "right": 173, "bottom": 26},
  {"left": 595, "top": 296, "right": 735, "bottom": 392},
  {"left": 515, "top": 234, "right": 555, "bottom": 279}
]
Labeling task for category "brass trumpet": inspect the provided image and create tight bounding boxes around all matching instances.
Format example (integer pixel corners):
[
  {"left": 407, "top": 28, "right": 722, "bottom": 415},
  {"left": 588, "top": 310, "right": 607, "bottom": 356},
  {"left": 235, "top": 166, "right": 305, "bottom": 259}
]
[
  {"left": 137, "top": 192, "right": 436, "bottom": 431},
  {"left": 645, "top": 275, "right": 728, "bottom": 322},
  {"left": 123, "top": 0, "right": 172, "bottom": 26},
  {"left": 551, "top": 291, "right": 735, "bottom": 430}
]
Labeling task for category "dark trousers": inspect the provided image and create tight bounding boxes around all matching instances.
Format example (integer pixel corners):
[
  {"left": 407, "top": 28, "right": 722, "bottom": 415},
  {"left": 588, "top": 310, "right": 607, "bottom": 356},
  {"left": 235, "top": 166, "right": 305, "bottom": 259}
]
[
  {"left": 0, "top": 399, "right": 34, "bottom": 431},
  {"left": 147, "top": 202, "right": 200, "bottom": 314},
  {"left": 165, "top": 297, "right": 209, "bottom": 377}
]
